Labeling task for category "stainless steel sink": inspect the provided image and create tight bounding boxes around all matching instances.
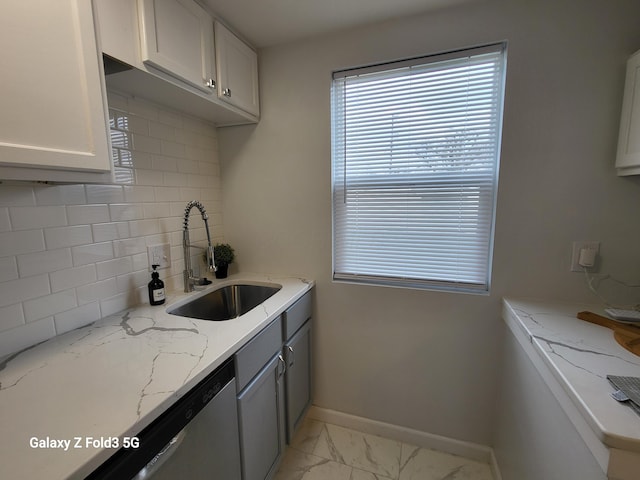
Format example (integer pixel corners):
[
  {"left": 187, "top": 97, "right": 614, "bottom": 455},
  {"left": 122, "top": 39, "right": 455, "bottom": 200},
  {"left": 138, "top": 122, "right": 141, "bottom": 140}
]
[{"left": 167, "top": 283, "right": 281, "bottom": 321}]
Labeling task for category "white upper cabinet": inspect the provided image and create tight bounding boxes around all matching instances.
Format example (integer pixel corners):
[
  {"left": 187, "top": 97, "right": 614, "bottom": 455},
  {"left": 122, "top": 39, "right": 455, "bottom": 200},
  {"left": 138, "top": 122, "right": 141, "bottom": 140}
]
[
  {"left": 616, "top": 49, "right": 640, "bottom": 176},
  {"left": 215, "top": 21, "right": 260, "bottom": 117},
  {"left": 97, "top": 0, "right": 259, "bottom": 125},
  {"left": 0, "top": 0, "right": 112, "bottom": 182},
  {"left": 95, "top": 0, "right": 140, "bottom": 68},
  {"left": 138, "top": 0, "right": 216, "bottom": 94}
]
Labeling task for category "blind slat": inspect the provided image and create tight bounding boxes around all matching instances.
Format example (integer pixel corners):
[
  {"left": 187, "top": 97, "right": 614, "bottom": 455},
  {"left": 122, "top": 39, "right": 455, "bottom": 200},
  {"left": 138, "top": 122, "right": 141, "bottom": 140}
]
[{"left": 332, "top": 42, "right": 506, "bottom": 292}]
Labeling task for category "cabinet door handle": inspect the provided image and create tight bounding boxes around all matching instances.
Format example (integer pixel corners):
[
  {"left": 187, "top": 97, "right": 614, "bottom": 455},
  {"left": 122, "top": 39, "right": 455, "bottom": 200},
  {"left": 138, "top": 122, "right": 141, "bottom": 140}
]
[
  {"left": 277, "top": 354, "right": 286, "bottom": 379},
  {"left": 206, "top": 78, "right": 216, "bottom": 89},
  {"left": 223, "top": 88, "right": 232, "bottom": 97},
  {"left": 286, "top": 345, "right": 295, "bottom": 368}
]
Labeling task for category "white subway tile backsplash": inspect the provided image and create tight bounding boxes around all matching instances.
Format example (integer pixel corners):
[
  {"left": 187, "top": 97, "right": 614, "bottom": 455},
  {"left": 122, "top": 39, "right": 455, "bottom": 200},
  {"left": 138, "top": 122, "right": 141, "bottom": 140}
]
[
  {"left": 144, "top": 233, "right": 172, "bottom": 247},
  {"left": 131, "top": 151, "right": 153, "bottom": 170},
  {"left": 151, "top": 155, "right": 178, "bottom": 172},
  {"left": 86, "top": 185, "right": 125, "bottom": 204},
  {"left": 96, "top": 257, "right": 132, "bottom": 280},
  {"left": 133, "top": 133, "right": 163, "bottom": 154},
  {"left": 158, "top": 216, "right": 181, "bottom": 233},
  {"left": 54, "top": 302, "right": 101, "bottom": 335},
  {"left": 17, "top": 248, "right": 72, "bottom": 277},
  {"left": 0, "top": 208, "right": 11, "bottom": 232},
  {"left": 0, "top": 186, "right": 35, "bottom": 206},
  {"left": 44, "top": 225, "right": 92, "bottom": 249},
  {"left": 66, "top": 204, "right": 110, "bottom": 225},
  {"left": 34, "top": 185, "right": 87, "bottom": 206},
  {"left": 149, "top": 120, "right": 176, "bottom": 140},
  {"left": 113, "top": 237, "right": 147, "bottom": 257},
  {"left": 113, "top": 167, "right": 136, "bottom": 185},
  {"left": 0, "top": 230, "right": 45, "bottom": 257},
  {"left": 109, "top": 204, "right": 144, "bottom": 222},
  {"left": 158, "top": 109, "right": 182, "bottom": 128},
  {"left": 143, "top": 202, "right": 172, "bottom": 219},
  {"left": 106, "top": 90, "right": 128, "bottom": 111},
  {"left": 100, "top": 293, "right": 130, "bottom": 318},
  {"left": 71, "top": 241, "right": 114, "bottom": 266},
  {"left": 116, "top": 270, "right": 148, "bottom": 293},
  {"left": 0, "top": 303, "right": 25, "bottom": 332},
  {"left": 76, "top": 278, "right": 118, "bottom": 305},
  {"left": 185, "top": 144, "right": 212, "bottom": 162},
  {"left": 128, "top": 219, "right": 160, "bottom": 237},
  {"left": 0, "top": 274, "right": 50, "bottom": 307},
  {"left": 177, "top": 159, "right": 199, "bottom": 174},
  {"left": 161, "top": 139, "right": 185, "bottom": 157},
  {"left": 92, "top": 222, "right": 130, "bottom": 242},
  {"left": 123, "top": 185, "right": 155, "bottom": 203},
  {"left": 179, "top": 188, "right": 201, "bottom": 202},
  {"left": 128, "top": 97, "right": 159, "bottom": 120},
  {"left": 163, "top": 172, "right": 189, "bottom": 187},
  {"left": 154, "top": 186, "right": 181, "bottom": 202},
  {"left": 23, "top": 289, "right": 77, "bottom": 323},
  {"left": 135, "top": 168, "right": 164, "bottom": 186},
  {"left": 0, "top": 318, "right": 56, "bottom": 359},
  {"left": 0, "top": 91, "right": 223, "bottom": 357},
  {"left": 132, "top": 252, "right": 148, "bottom": 272},
  {"left": 127, "top": 115, "right": 150, "bottom": 135},
  {"left": 9, "top": 206, "right": 67, "bottom": 230},
  {"left": 50, "top": 264, "right": 97, "bottom": 293},
  {"left": 0, "top": 257, "right": 18, "bottom": 283}
]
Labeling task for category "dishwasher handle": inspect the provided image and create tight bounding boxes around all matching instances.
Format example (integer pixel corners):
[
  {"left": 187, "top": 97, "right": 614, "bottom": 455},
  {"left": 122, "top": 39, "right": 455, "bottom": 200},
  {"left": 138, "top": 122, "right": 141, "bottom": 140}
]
[{"left": 132, "top": 430, "right": 187, "bottom": 480}]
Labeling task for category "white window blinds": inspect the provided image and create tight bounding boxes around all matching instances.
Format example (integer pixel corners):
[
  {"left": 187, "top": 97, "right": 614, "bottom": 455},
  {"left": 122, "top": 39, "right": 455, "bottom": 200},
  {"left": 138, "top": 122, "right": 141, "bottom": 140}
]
[{"left": 331, "top": 43, "right": 507, "bottom": 293}]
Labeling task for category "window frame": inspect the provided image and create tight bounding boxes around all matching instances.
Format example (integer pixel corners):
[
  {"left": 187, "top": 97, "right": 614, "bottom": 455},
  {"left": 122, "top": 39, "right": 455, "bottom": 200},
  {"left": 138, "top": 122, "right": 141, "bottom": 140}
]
[{"left": 331, "top": 42, "right": 507, "bottom": 294}]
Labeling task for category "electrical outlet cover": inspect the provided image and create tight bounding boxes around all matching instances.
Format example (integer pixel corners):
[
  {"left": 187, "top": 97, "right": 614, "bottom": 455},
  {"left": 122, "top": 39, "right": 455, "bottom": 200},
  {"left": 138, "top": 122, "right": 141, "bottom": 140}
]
[
  {"left": 570, "top": 241, "right": 599, "bottom": 272},
  {"left": 147, "top": 243, "right": 171, "bottom": 270}
]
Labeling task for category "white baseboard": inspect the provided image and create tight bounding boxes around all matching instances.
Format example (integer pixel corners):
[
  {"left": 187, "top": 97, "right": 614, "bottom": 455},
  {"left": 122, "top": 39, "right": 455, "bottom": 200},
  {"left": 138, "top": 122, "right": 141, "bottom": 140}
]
[{"left": 307, "top": 405, "right": 502, "bottom": 480}]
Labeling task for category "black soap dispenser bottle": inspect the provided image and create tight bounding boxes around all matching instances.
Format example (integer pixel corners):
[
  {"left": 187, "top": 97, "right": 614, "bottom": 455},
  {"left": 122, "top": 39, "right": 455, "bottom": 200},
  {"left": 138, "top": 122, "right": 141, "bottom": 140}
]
[{"left": 148, "top": 264, "right": 166, "bottom": 306}]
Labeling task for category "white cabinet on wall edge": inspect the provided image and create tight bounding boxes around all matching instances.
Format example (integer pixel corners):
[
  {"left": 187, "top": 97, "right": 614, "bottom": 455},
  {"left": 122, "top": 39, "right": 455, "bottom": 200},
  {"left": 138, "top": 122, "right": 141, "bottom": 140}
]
[
  {"left": 95, "top": 0, "right": 260, "bottom": 127},
  {"left": 616, "top": 49, "right": 640, "bottom": 176},
  {"left": 215, "top": 21, "right": 260, "bottom": 118},
  {"left": 0, "top": 0, "right": 112, "bottom": 183}
]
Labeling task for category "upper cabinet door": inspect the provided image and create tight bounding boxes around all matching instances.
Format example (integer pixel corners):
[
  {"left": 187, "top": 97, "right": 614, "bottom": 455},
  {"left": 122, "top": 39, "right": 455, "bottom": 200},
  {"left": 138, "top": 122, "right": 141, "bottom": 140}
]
[
  {"left": 0, "top": 0, "right": 111, "bottom": 174},
  {"left": 215, "top": 21, "right": 260, "bottom": 117},
  {"left": 616, "top": 50, "right": 640, "bottom": 176},
  {"left": 138, "top": 0, "right": 215, "bottom": 93}
]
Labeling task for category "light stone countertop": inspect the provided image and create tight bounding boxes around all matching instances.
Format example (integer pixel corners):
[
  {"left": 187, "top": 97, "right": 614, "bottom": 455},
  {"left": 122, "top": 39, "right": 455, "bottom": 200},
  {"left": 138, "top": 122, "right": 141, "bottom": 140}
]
[
  {"left": 503, "top": 298, "right": 640, "bottom": 477},
  {"left": 0, "top": 273, "right": 313, "bottom": 480}
]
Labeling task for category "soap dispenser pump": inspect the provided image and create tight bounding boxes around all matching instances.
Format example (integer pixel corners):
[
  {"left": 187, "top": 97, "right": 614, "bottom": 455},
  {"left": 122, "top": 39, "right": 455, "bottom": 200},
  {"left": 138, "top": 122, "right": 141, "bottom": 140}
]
[{"left": 148, "top": 264, "right": 165, "bottom": 306}]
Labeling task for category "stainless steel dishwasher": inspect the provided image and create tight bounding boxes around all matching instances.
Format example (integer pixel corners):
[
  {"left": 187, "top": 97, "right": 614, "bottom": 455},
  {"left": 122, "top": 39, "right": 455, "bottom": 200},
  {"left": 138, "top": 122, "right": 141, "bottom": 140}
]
[{"left": 88, "top": 358, "right": 241, "bottom": 480}]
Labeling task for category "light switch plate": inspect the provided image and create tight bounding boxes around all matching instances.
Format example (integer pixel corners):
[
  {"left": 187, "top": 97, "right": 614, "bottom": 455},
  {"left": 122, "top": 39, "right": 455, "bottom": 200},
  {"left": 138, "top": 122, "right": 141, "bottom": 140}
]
[{"left": 147, "top": 243, "right": 171, "bottom": 270}]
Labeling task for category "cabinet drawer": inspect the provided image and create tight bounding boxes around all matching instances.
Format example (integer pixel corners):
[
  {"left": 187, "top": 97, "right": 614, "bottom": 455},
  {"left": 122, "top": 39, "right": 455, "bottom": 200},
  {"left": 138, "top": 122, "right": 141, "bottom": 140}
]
[
  {"left": 235, "top": 316, "right": 282, "bottom": 391},
  {"left": 283, "top": 292, "right": 312, "bottom": 340}
]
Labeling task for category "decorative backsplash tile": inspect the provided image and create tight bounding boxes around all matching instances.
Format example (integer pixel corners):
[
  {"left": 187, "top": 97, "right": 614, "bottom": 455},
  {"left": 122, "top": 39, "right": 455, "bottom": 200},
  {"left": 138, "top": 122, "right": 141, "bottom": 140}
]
[{"left": 0, "top": 91, "right": 224, "bottom": 358}]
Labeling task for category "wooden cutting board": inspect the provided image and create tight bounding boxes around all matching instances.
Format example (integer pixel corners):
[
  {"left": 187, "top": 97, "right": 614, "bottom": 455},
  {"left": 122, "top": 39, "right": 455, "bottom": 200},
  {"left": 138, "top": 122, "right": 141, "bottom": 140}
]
[{"left": 577, "top": 311, "right": 640, "bottom": 357}]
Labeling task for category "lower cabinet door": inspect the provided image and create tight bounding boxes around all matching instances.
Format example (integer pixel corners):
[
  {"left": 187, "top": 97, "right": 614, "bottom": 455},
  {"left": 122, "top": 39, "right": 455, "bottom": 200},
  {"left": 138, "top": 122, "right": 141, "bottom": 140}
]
[
  {"left": 284, "top": 320, "right": 312, "bottom": 442},
  {"left": 237, "top": 353, "right": 286, "bottom": 480}
]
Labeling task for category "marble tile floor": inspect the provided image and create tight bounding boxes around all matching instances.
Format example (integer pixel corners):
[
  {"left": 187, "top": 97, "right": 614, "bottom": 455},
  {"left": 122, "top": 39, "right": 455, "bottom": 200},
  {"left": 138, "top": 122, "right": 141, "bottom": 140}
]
[{"left": 275, "top": 418, "right": 495, "bottom": 480}]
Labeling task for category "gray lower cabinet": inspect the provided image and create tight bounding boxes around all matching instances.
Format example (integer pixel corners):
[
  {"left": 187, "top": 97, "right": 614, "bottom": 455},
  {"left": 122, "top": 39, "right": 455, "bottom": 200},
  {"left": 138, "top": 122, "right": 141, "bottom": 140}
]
[
  {"left": 284, "top": 320, "right": 312, "bottom": 442},
  {"left": 282, "top": 292, "right": 313, "bottom": 442},
  {"left": 235, "top": 317, "right": 286, "bottom": 480},
  {"left": 233, "top": 289, "right": 314, "bottom": 480}
]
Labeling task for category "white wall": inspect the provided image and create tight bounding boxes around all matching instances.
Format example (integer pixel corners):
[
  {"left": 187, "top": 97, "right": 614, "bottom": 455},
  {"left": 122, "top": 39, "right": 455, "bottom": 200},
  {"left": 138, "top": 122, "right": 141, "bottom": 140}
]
[
  {"left": 0, "top": 91, "right": 223, "bottom": 358},
  {"left": 218, "top": 0, "right": 640, "bottom": 445}
]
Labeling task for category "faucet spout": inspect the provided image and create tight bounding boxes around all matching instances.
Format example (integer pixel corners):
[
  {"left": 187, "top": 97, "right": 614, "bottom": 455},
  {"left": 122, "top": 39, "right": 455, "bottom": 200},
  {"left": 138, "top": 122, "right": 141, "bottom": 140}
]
[{"left": 183, "top": 201, "right": 217, "bottom": 292}]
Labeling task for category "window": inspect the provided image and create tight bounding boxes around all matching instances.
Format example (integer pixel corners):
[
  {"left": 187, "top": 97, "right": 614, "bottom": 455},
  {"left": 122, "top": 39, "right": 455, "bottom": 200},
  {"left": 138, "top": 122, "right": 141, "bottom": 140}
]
[{"left": 331, "top": 43, "right": 507, "bottom": 293}]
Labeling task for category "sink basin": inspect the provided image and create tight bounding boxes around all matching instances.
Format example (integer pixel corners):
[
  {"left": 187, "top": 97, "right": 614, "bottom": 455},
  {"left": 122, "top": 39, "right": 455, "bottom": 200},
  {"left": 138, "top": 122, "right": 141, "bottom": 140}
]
[{"left": 167, "top": 283, "right": 281, "bottom": 321}]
